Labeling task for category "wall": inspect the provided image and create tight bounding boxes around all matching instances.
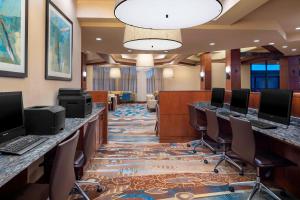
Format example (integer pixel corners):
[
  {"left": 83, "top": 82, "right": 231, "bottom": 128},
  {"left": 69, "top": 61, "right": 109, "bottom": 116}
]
[
  {"left": 163, "top": 65, "right": 200, "bottom": 91},
  {"left": 0, "top": 0, "right": 81, "bottom": 107},
  {"left": 212, "top": 63, "right": 226, "bottom": 88},
  {"left": 241, "top": 64, "right": 251, "bottom": 89},
  {"left": 87, "top": 65, "right": 94, "bottom": 91}
]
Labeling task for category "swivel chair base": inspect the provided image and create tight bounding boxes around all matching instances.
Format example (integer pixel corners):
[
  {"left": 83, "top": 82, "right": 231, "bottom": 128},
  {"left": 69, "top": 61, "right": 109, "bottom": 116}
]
[
  {"left": 229, "top": 168, "right": 282, "bottom": 200},
  {"left": 73, "top": 180, "right": 105, "bottom": 200}
]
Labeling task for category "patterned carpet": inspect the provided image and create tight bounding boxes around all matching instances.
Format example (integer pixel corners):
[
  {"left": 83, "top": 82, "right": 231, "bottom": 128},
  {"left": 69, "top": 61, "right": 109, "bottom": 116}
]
[
  {"left": 108, "top": 104, "right": 158, "bottom": 143},
  {"left": 71, "top": 104, "right": 296, "bottom": 200}
]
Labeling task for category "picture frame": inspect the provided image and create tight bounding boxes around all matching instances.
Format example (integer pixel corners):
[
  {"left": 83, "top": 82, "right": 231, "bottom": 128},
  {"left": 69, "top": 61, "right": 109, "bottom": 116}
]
[
  {"left": 45, "top": 0, "right": 73, "bottom": 81},
  {"left": 0, "top": 0, "right": 28, "bottom": 78}
]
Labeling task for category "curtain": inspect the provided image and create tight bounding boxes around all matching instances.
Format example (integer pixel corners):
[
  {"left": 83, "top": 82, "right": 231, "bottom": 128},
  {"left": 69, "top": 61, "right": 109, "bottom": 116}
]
[
  {"left": 93, "top": 66, "right": 137, "bottom": 92},
  {"left": 119, "top": 67, "right": 137, "bottom": 92},
  {"left": 146, "top": 68, "right": 163, "bottom": 94}
]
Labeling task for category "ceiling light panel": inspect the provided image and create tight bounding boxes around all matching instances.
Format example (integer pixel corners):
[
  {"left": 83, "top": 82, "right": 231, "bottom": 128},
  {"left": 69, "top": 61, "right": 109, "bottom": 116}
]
[{"left": 115, "top": 0, "right": 223, "bottom": 29}]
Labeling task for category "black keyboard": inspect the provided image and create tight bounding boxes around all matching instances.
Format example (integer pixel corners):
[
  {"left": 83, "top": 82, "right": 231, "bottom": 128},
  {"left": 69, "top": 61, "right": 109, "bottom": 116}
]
[
  {"left": 0, "top": 135, "right": 47, "bottom": 155},
  {"left": 249, "top": 120, "right": 277, "bottom": 129},
  {"left": 219, "top": 111, "right": 231, "bottom": 117}
]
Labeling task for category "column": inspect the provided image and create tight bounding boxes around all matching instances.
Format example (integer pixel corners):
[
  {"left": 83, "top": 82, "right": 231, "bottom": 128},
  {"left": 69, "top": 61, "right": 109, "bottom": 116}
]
[
  {"left": 226, "top": 49, "right": 241, "bottom": 90},
  {"left": 200, "top": 53, "right": 212, "bottom": 90}
]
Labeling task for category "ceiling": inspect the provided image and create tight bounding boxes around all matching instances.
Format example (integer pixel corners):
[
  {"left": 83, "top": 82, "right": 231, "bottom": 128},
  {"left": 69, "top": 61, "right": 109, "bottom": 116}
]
[{"left": 78, "top": 0, "right": 300, "bottom": 59}]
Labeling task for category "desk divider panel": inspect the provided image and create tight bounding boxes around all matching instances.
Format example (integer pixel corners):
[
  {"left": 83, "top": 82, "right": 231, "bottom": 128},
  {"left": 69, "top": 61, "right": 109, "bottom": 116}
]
[{"left": 88, "top": 91, "right": 108, "bottom": 144}]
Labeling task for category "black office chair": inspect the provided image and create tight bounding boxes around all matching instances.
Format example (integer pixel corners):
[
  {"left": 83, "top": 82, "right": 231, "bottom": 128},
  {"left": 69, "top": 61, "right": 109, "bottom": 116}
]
[
  {"left": 74, "top": 117, "right": 103, "bottom": 193},
  {"left": 203, "top": 109, "right": 244, "bottom": 175},
  {"left": 187, "top": 104, "right": 215, "bottom": 154},
  {"left": 228, "top": 116, "right": 294, "bottom": 200},
  {"left": 16, "top": 131, "right": 92, "bottom": 200}
]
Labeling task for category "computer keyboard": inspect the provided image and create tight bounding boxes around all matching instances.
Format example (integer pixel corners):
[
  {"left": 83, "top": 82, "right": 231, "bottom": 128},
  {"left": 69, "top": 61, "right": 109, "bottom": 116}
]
[
  {"left": 219, "top": 111, "right": 231, "bottom": 117},
  {"left": 0, "top": 135, "right": 47, "bottom": 155},
  {"left": 204, "top": 105, "right": 218, "bottom": 110},
  {"left": 249, "top": 119, "right": 277, "bottom": 129}
]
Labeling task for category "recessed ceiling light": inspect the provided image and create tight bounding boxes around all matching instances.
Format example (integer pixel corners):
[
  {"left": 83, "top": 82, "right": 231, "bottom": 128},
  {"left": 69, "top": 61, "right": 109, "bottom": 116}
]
[
  {"left": 114, "top": 0, "right": 223, "bottom": 29},
  {"left": 269, "top": 42, "right": 275, "bottom": 45},
  {"left": 209, "top": 42, "right": 215, "bottom": 46},
  {"left": 128, "top": 49, "right": 132, "bottom": 52},
  {"left": 254, "top": 39, "right": 260, "bottom": 43},
  {"left": 96, "top": 37, "right": 102, "bottom": 41},
  {"left": 292, "top": 49, "right": 297, "bottom": 52},
  {"left": 282, "top": 45, "right": 288, "bottom": 49},
  {"left": 296, "top": 27, "right": 300, "bottom": 30},
  {"left": 164, "top": 50, "right": 169, "bottom": 53}
]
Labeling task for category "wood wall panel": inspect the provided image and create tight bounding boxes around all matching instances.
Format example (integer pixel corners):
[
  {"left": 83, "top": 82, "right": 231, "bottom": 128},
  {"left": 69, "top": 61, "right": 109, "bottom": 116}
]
[
  {"left": 200, "top": 53, "right": 212, "bottom": 90},
  {"left": 88, "top": 91, "right": 108, "bottom": 144},
  {"left": 226, "top": 49, "right": 241, "bottom": 90},
  {"left": 159, "top": 91, "right": 211, "bottom": 142}
]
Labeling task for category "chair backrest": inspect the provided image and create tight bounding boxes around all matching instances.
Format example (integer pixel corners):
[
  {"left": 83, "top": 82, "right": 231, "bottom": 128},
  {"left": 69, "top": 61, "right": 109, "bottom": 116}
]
[
  {"left": 205, "top": 109, "right": 220, "bottom": 141},
  {"left": 84, "top": 117, "right": 98, "bottom": 162},
  {"left": 230, "top": 116, "right": 256, "bottom": 164},
  {"left": 188, "top": 104, "right": 198, "bottom": 129},
  {"left": 50, "top": 131, "right": 79, "bottom": 200}
]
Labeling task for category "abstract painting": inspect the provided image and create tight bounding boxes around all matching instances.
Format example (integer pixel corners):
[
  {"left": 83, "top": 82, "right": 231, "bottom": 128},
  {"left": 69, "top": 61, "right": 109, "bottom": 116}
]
[
  {"left": 0, "top": 0, "right": 28, "bottom": 78},
  {"left": 46, "top": 0, "right": 73, "bottom": 81}
]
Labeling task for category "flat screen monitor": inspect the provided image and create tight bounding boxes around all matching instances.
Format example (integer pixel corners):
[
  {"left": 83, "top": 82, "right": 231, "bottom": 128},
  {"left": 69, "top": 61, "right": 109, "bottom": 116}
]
[
  {"left": 0, "top": 92, "right": 25, "bottom": 143},
  {"left": 258, "top": 89, "right": 293, "bottom": 125},
  {"left": 230, "top": 89, "right": 250, "bottom": 114},
  {"left": 211, "top": 88, "right": 225, "bottom": 107}
]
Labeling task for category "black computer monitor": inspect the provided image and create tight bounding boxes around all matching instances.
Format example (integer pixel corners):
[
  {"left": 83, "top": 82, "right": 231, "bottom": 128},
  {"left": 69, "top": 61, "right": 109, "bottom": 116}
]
[
  {"left": 211, "top": 88, "right": 225, "bottom": 107},
  {"left": 230, "top": 89, "right": 250, "bottom": 115},
  {"left": 0, "top": 92, "right": 25, "bottom": 144},
  {"left": 258, "top": 89, "right": 293, "bottom": 125}
]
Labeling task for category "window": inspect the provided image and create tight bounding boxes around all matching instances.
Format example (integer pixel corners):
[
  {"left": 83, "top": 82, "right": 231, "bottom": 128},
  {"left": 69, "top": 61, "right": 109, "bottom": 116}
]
[{"left": 251, "top": 62, "right": 280, "bottom": 92}]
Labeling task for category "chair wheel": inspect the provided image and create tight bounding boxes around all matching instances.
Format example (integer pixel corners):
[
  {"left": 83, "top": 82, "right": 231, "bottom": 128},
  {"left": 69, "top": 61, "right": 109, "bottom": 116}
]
[
  {"left": 96, "top": 186, "right": 103, "bottom": 193},
  {"left": 213, "top": 150, "right": 217, "bottom": 154},
  {"left": 187, "top": 144, "right": 191, "bottom": 147},
  {"left": 214, "top": 168, "right": 219, "bottom": 173},
  {"left": 229, "top": 186, "right": 235, "bottom": 192},
  {"left": 239, "top": 171, "right": 244, "bottom": 176},
  {"left": 193, "top": 150, "right": 197, "bottom": 154},
  {"left": 204, "top": 160, "right": 208, "bottom": 164},
  {"left": 280, "top": 191, "right": 288, "bottom": 197}
]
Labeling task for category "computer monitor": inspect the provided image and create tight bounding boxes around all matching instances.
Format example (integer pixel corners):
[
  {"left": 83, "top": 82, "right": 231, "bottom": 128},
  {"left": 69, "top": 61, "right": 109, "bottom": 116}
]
[
  {"left": 230, "top": 89, "right": 250, "bottom": 115},
  {"left": 258, "top": 89, "right": 293, "bottom": 125},
  {"left": 211, "top": 88, "right": 225, "bottom": 107},
  {"left": 0, "top": 92, "right": 25, "bottom": 144}
]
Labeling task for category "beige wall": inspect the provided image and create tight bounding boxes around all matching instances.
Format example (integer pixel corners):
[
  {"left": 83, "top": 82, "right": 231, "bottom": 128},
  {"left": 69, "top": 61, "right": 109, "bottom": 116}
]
[
  {"left": 163, "top": 65, "right": 200, "bottom": 91},
  {"left": 87, "top": 65, "right": 94, "bottom": 91},
  {"left": 212, "top": 63, "right": 226, "bottom": 88},
  {"left": 241, "top": 64, "right": 251, "bottom": 89},
  {"left": 0, "top": 0, "right": 81, "bottom": 107}
]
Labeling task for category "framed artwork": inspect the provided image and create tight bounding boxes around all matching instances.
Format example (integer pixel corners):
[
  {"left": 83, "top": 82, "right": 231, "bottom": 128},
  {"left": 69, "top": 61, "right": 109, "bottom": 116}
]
[
  {"left": 46, "top": 0, "right": 73, "bottom": 81},
  {"left": 0, "top": 0, "right": 28, "bottom": 78}
]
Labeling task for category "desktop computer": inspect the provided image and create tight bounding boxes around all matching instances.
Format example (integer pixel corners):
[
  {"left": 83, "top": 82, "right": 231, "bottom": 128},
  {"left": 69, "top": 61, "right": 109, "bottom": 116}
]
[
  {"left": 0, "top": 92, "right": 47, "bottom": 155},
  {"left": 207, "top": 88, "right": 225, "bottom": 109}
]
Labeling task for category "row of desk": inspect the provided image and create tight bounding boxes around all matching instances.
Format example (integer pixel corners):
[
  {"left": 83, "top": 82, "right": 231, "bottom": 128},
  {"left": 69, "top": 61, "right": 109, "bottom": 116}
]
[
  {"left": 0, "top": 104, "right": 106, "bottom": 197},
  {"left": 192, "top": 102, "right": 300, "bottom": 197}
]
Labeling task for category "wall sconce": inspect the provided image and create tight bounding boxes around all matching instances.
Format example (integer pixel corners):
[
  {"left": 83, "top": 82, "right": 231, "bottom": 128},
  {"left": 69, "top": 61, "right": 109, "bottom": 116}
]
[
  {"left": 200, "top": 71, "right": 205, "bottom": 81},
  {"left": 82, "top": 71, "right": 87, "bottom": 81},
  {"left": 225, "top": 66, "right": 231, "bottom": 80}
]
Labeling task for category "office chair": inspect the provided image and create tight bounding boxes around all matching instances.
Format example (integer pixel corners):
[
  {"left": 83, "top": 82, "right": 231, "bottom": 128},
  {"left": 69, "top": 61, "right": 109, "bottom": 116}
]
[
  {"left": 187, "top": 104, "right": 215, "bottom": 154},
  {"left": 16, "top": 131, "right": 92, "bottom": 200},
  {"left": 203, "top": 109, "right": 244, "bottom": 175},
  {"left": 228, "top": 116, "right": 294, "bottom": 200},
  {"left": 74, "top": 117, "right": 103, "bottom": 193}
]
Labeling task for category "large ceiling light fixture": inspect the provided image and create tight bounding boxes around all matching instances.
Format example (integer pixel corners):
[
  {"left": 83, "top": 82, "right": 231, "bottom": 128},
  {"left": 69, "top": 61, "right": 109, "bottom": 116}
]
[
  {"left": 115, "top": 0, "right": 223, "bottom": 29},
  {"left": 124, "top": 26, "right": 182, "bottom": 51}
]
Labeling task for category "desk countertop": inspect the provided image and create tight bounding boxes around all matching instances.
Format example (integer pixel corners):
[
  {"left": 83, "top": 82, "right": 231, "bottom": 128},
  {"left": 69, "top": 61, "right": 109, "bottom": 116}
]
[
  {"left": 193, "top": 102, "right": 300, "bottom": 149},
  {"left": 0, "top": 105, "right": 105, "bottom": 188}
]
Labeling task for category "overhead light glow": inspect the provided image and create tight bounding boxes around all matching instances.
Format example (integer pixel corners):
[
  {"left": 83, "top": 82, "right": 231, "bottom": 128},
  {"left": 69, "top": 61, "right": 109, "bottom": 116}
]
[
  {"left": 269, "top": 42, "right": 275, "bottom": 45},
  {"left": 163, "top": 68, "right": 174, "bottom": 79},
  {"left": 114, "top": 0, "right": 223, "bottom": 29},
  {"left": 296, "top": 27, "right": 300, "bottom": 30},
  {"left": 292, "top": 49, "right": 297, "bottom": 52},
  {"left": 109, "top": 68, "right": 121, "bottom": 79},
  {"left": 96, "top": 37, "right": 102, "bottom": 41},
  {"left": 253, "top": 39, "right": 260, "bottom": 43},
  {"left": 123, "top": 25, "right": 182, "bottom": 51},
  {"left": 282, "top": 45, "right": 288, "bottom": 49},
  {"left": 209, "top": 42, "right": 216, "bottom": 46}
]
